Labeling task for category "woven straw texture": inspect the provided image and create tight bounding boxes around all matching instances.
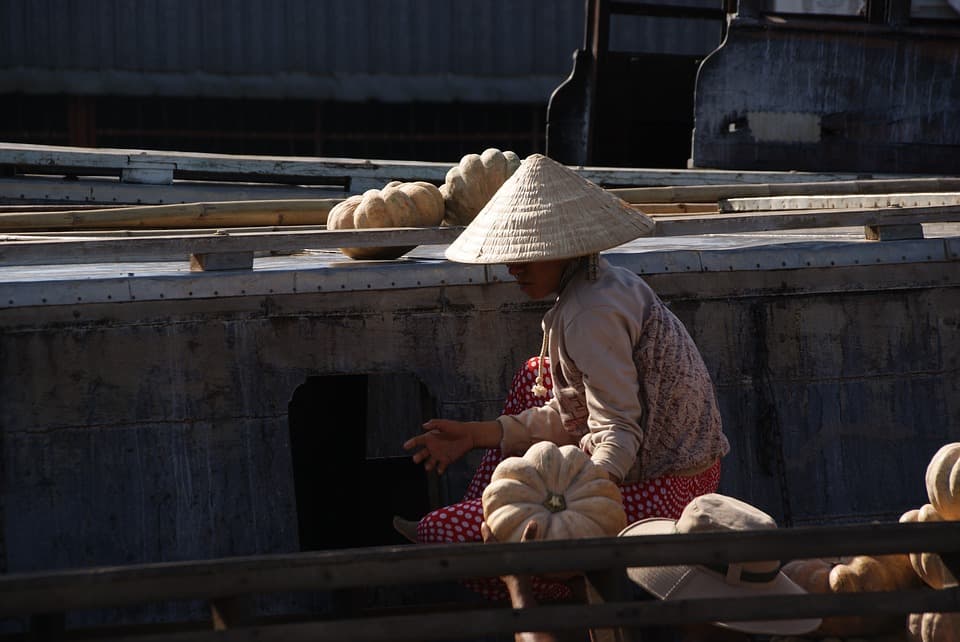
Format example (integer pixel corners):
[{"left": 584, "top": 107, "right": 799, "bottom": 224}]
[{"left": 444, "top": 154, "right": 654, "bottom": 264}]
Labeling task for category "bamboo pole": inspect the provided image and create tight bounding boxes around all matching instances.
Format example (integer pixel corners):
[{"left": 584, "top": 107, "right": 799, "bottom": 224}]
[
  {"left": 9, "top": 176, "right": 960, "bottom": 233},
  {"left": 0, "top": 199, "right": 342, "bottom": 232},
  {"left": 611, "top": 177, "right": 960, "bottom": 204}
]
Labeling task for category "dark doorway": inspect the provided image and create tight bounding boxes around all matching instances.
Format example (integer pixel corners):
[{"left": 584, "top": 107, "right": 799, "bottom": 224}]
[{"left": 288, "top": 374, "right": 436, "bottom": 550}]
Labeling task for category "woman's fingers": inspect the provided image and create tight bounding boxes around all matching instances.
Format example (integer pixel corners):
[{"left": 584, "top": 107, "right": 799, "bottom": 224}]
[
  {"left": 480, "top": 521, "right": 496, "bottom": 543},
  {"left": 407, "top": 444, "right": 445, "bottom": 473},
  {"left": 404, "top": 423, "right": 456, "bottom": 474},
  {"left": 519, "top": 519, "right": 540, "bottom": 542},
  {"left": 403, "top": 431, "right": 434, "bottom": 452}
]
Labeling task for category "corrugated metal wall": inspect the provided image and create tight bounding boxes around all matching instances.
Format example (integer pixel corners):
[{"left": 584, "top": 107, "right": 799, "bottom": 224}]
[{"left": 0, "top": 0, "right": 723, "bottom": 102}]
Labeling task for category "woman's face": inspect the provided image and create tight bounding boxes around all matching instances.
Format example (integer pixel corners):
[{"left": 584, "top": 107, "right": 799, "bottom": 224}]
[{"left": 506, "top": 259, "right": 572, "bottom": 300}]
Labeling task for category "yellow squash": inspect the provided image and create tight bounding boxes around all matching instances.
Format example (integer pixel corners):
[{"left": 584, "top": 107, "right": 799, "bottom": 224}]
[
  {"left": 326, "top": 180, "right": 444, "bottom": 260},
  {"left": 925, "top": 442, "right": 960, "bottom": 520},
  {"left": 440, "top": 147, "right": 520, "bottom": 226}
]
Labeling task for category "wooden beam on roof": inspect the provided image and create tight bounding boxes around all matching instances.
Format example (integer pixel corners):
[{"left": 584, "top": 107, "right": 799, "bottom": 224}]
[
  {"left": 652, "top": 203, "right": 960, "bottom": 236},
  {"left": 612, "top": 178, "right": 960, "bottom": 204},
  {"left": 0, "top": 199, "right": 341, "bottom": 232},
  {"left": 720, "top": 192, "right": 960, "bottom": 213},
  {"left": 0, "top": 226, "right": 466, "bottom": 267}
]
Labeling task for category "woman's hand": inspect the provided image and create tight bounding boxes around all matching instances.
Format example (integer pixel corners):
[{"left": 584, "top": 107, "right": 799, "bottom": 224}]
[
  {"left": 483, "top": 520, "right": 562, "bottom": 642},
  {"left": 482, "top": 520, "right": 540, "bottom": 608},
  {"left": 403, "top": 419, "right": 488, "bottom": 475}
]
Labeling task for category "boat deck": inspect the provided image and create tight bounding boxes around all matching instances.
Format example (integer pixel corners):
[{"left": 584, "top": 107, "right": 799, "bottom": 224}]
[{"left": 2, "top": 222, "right": 958, "bottom": 308}]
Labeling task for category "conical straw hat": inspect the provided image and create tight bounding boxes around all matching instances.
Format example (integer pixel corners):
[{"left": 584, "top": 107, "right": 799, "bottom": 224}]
[{"left": 444, "top": 153, "right": 654, "bottom": 264}]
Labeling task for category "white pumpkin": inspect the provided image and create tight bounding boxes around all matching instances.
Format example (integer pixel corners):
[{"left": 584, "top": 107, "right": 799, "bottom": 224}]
[
  {"left": 908, "top": 611, "right": 960, "bottom": 642},
  {"left": 440, "top": 147, "right": 520, "bottom": 226},
  {"left": 326, "top": 180, "right": 444, "bottom": 260},
  {"left": 481, "top": 441, "right": 627, "bottom": 543},
  {"left": 926, "top": 442, "right": 960, "bottom": 520},
  {"left": 900, "top": 505, "right": 958, "bottom": 589}
]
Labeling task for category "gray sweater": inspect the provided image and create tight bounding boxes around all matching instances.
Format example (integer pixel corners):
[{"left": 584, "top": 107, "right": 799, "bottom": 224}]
[{"left": 499, "top": 258, "right": 730, "bottom": 482}]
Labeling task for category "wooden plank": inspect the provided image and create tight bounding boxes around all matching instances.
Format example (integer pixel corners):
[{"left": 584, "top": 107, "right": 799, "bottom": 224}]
[
  {"left": 630, "top": 203, "right": 718, "bottom": 215},
  {"left": 0, "top": 142, "right": 917, "bottom": 192},
  {"left": 0, "top": 204, "right": 126, "bottom": 212},
  {"left": 652, "top": 203, "right": 960, "bottom": 237},
  {"left": 613, "top": 178, "right": 960, "bottom": 204},
  {"left": 31, "top": 588, "right": 960, "bottom": 642},
  {"left": 2, "top": 203, "right": 959, "bottom": 266},
  {"left": 1, "top": 521, "right": 957, "bottom": 617},
  {"left": 0, "top": 226, "right": 466, "bottom": 267},
  {"left": 0, "top": 199, "right": 342, "bottom": 232},
  {"left": 0, "top": 175, "right": 350, "bottom": 206},
  {"left": 0, "top": 142, "right": 452, "bottom": 185},
  {"left": 720, "top": 192, "right": 960, "bottom": 213},
  {"left": 4, "top": 225, "right": 328, "bottom": 238},
  {"left": 121, "top": 163, "right": 176, "bottom": 185}
]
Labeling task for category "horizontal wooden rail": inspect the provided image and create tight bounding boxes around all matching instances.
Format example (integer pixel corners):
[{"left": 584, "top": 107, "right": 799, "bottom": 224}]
[
  {"left": 0, "top": 199, "right": 341, "bottom": 231},
  {"left": 2, "top": 203, "right": 960, "bottom": 268},
  {"left": 612, "top": 177, "right": 960, "bottom": 204},
  {"left": 719, "top": 192, "right": 960, "bottom": 213},
  {"left": 2, "top": 522, "right": 957, "bottom": 617},
  {"left": 0, "top": 142, "right": 452, "bottom": 187},
  {"left": 78, "top": 589, "right": 960, "bottom": 642},
  {"left": 0, "top": 143, "right": 918, "bottom": 193},
  {"left": 0, "top": 226, "right": 466, "bottom": 267},
  {"left": 652, "top": 203, "right": 960, "bottom": 236}
]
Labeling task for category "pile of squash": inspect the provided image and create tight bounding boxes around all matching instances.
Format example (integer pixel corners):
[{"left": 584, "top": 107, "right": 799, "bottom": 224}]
[
  {"left": 326, "top": 147, "right": 519, "bottom": 260},
  {"left": 440, "top": 147, "right": 520, "bottom": 226},
  {"left": 326, "top": 180, "right": 445, "bottom": 259},
  {"left": 780, "top": 442, "right": 960, "bottom": 641}
]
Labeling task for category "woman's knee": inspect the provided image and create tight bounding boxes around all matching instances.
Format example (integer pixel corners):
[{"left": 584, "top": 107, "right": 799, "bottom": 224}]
[{"left": 416, "top": 500, "right": 484, "bottom": 544}]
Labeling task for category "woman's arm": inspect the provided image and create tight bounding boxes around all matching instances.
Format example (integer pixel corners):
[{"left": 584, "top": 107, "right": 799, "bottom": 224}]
[
  {"left": 403, "top": 418, "right": 503, "bottom": 475},
  {"left": 566, "top": 306, "right": 644, "bottom": 482},
  {"left": 481, "top": 521, "right": 561, "bottom": 642}
]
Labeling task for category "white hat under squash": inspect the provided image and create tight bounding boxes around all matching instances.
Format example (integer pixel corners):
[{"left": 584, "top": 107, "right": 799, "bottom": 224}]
[{"left": 619, "top": 493, "right": 822, "bottom": 636}]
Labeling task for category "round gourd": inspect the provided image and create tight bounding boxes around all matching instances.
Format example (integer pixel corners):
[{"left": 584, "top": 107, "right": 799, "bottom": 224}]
[
  {"left": 326, "top": 180, "right": 444, "bottom": 260},
  {"left": 901, "top": 504, "right": 958, "bottom": 589},
  {"left": 440, "top": 148, "right": 520, "bottom": 226},
  {"left": 925, "top": 442, "right": 960, "bottom": 520},
  {"left": 781, "top": 558, "right": 832, "bottom": 594},
  {"left": 818, "top": 553, "right": 923, "bottom": 638},
  {"left": 481, "top": 441, "right": 627, "bottom": 543},
  {"left": 829, "top": 553, "right": 920, "bottom": 593},
  {"left": 908, "top": 611, "right": 960, "bottom": 642}
]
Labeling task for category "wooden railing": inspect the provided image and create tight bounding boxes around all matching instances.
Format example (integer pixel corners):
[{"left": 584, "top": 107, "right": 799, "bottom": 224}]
[
  {"left": 2, "top": 200, "right": 960, "bottom": 269},
  {"left": 2, "top": 521, "right": 958, "bottom": 641},
  {"left": 0, "top": 142, "right": 909, "bottom": 197}
]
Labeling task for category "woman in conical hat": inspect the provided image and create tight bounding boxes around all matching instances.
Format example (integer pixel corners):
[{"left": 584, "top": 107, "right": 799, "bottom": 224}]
[{"left": 400, "top": 154, "right": 731, "bottom": 602}]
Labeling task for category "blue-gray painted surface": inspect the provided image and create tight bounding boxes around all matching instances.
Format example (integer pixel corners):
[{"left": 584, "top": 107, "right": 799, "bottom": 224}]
[
  {"left": 1, "top": 236, "right": 958, "bottom": 629},
  {"left": 692, "top": 17, "right": 960, "bottom": 172},
  {"left": 0, "top": 0, "right": 723, "bottom": 101}
]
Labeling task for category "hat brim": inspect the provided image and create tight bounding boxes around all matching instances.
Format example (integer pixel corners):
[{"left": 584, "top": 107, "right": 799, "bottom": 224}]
[{"left": 620, "top": 519, "right": 822, "bottom": 636}]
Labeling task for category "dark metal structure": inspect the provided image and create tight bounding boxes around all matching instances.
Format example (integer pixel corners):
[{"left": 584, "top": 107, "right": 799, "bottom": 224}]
[
  {"left": 547, "top": 0, "right": 960, "bottom": 173},
  {"left": 547, "top": 0, "right": 726, "bottom": 169}
]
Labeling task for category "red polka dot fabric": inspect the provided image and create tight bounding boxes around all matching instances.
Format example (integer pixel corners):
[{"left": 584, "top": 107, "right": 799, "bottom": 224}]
[{"left": 416, "top": 356, "right": 722, "bottom": 603}]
